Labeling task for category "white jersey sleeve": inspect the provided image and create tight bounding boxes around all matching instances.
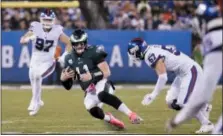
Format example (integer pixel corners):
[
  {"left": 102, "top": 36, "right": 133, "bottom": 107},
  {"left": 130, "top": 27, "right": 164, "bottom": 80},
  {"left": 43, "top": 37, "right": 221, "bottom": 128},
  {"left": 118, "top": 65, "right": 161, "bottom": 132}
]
[
  {"left": 144, "top": 47, "right": 165, "bottom": 68},
  {"left": 28, "top": 21, "right": 38, "bottom": 31},
  {"left": 55, "top": 25, "right": 64, "bottom": 37}
]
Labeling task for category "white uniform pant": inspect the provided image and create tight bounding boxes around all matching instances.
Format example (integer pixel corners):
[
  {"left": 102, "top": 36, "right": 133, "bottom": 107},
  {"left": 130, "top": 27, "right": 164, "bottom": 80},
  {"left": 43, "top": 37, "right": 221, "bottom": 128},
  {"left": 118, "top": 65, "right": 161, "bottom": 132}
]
[
  {"left": 29, "top": 60, "right": 56, "bottom": 80},
  {"left": 28, "top": 60, "right": 56, "bottom": 104},
  {"left": 202, "top": 52, "right": 222, "bottom": 102},
  {"left": 166, "top": 64, "right": 203, "bottom": 107},
  {"left": 84, "top": 79, "right": 115, "bottom": 110}
]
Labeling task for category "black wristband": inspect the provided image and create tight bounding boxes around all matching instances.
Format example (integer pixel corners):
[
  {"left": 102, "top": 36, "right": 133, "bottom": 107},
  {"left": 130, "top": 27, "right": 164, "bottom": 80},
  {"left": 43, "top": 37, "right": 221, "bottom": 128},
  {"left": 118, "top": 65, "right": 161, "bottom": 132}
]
[{"left": 91, "top": 71, "right": 104, "bottom": 81}]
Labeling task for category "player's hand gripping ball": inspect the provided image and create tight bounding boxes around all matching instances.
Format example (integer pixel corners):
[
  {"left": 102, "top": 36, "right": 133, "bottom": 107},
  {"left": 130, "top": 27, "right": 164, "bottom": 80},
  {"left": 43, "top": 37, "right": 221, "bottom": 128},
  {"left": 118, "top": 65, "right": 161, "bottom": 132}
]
[{"left": 60, "top": 67, "right": 75, "bottom": 81}]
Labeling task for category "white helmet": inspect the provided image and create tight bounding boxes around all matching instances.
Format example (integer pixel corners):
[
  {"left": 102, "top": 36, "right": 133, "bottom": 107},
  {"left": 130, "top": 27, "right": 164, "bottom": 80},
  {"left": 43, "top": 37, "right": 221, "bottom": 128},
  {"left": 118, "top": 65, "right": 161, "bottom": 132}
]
[{"left": 40, "top": 9, "right": 56, "bottom": 29}]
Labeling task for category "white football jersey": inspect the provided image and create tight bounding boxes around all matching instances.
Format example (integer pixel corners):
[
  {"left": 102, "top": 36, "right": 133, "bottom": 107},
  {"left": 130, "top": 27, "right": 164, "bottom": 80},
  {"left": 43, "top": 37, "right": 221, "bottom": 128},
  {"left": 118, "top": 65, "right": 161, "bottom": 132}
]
[
  {"left": 29, "top": 21, "right": 63, "bottom": 62},
  {"left": 144, "top": 45, "right": 197, "bottom": 75},
  {"left": 201, "top": 17, "right": 222, "bottom": 56}
]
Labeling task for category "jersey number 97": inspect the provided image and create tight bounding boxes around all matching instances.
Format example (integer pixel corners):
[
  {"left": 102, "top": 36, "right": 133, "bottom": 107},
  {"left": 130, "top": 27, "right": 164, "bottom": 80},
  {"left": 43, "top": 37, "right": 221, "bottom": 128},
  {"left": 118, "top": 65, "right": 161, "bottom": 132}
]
[{"left": 35, "top": 38, "right": 54, "bottom": 52}]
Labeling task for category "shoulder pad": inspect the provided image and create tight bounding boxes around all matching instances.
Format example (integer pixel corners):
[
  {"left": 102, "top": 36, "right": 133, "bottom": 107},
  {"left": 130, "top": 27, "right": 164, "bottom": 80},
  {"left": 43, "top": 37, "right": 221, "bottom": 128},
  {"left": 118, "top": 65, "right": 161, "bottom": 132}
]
[
  {"left": 53, "top": 24, "right": 63, "bottom": 31},
  {"left": 29, "top": 21, "right": 40, "bottom": 31}
]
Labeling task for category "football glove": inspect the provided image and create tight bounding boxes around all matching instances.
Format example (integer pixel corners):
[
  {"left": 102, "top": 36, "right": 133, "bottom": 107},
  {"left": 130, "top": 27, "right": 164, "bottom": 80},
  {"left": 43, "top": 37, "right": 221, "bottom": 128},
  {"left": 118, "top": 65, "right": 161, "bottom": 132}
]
[{"left": 141, "top": 93, "right": 156, "bottom": 106}]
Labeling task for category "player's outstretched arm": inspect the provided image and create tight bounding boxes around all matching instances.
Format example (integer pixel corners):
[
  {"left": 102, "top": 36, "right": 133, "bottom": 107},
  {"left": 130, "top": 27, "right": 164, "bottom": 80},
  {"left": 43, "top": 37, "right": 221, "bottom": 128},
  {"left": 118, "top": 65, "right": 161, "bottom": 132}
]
[
  {"left": 153, "top": 59, "right": 168, "bottom": 96},
  {"left": 59, "top": 32, "right": 72, "bottom": 52},
  {"left": 142, "top": 59, "right": 168, "bottom": 105},
  {"left": 20, "top": 31, "right": 36, "bottom": 45}
]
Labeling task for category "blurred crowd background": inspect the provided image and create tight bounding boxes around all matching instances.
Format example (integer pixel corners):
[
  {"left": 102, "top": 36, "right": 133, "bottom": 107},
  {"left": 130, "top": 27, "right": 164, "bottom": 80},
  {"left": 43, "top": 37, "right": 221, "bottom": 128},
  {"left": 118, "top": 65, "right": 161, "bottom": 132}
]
[{"left": 2, "top": 0, "right": 218, "bottom": 31}]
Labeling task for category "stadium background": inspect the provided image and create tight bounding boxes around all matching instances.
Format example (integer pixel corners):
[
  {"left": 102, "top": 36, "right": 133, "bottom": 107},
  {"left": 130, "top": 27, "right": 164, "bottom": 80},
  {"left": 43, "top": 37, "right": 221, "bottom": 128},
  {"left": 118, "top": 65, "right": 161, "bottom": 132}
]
[
  {"left": 3, "top": 0, "right": 220, "bottom": 84},
  {"left": 1, "top": 0, "right": 222, "bottom": 134}
]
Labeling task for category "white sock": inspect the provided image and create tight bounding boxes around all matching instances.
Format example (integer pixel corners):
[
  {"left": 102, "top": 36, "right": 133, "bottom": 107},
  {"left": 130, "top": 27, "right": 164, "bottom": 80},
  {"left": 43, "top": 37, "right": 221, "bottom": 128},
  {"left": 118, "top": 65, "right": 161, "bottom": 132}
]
[
  {"left": 32, "top": 76, "right": 42, "bottom": 106},
  {"left": 104, "top": 114, "right": 111, "bottom": 122},
  {"left": 36, "top": 77, "right": 43, "bottom": 103},
  {"left": 196, "top": 110, "right": 211, "bottom": 125},
  {"left": 118, "top": 103, "right": 132, "bottom": 116},
  {"left": 31, "top": 78, "right": 38, "bottom": 105}
]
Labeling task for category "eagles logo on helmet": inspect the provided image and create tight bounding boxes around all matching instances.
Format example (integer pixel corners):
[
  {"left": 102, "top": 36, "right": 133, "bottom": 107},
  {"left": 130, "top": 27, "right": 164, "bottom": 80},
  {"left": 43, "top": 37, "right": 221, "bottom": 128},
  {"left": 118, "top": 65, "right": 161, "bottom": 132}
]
[{"left": 70, "top": 29, "right": 88, "bottom": 54}]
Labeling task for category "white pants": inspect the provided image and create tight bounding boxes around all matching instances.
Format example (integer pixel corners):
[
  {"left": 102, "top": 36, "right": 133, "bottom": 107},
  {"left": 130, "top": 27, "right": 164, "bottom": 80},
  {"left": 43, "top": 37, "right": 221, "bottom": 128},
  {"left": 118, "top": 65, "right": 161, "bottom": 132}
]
[
  {"left": 28, "top": 60, "right": 56, "bottom": 104},
  {"left": 84, "top": 79, "right": 115, "bottom": 110},
  {"left": 166, "top": 64, "right": 204, "bottom": 107},
  {"left": 202, "top": 52, "right": 222, "bottom": 102}
]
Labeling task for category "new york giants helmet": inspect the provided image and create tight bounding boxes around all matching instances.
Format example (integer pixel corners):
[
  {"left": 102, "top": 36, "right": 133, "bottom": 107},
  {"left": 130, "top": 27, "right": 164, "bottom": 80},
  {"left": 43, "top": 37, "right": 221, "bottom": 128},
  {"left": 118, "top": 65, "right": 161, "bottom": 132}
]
[
  {"left": 127, "top": 38, "right": 148, "bottom": 60},
  {"left": 40, "top": 9, "right": 56, "bottom": 29},
  {"left": 196, "top": 3, "right": 220, "bottom": 21}
]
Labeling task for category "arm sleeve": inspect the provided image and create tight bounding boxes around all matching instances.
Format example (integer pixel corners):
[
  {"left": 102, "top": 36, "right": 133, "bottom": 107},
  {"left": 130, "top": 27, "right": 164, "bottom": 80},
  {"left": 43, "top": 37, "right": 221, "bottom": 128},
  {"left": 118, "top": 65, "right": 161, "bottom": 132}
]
[
  {"left": 92, "top": 46, "right": 108, "bottom": 65},
  {"left": 152, "top": 73, "right": 168, "bottom": 96}
]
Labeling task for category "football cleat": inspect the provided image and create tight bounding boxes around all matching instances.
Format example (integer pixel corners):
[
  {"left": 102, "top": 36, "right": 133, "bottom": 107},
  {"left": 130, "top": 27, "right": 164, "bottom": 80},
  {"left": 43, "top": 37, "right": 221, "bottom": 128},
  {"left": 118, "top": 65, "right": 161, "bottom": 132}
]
[
  {"left": 29, "top": 103, "right": 41, "bottom": 116},
  {"left": 165, "top": 118, "right": 177, "bottom": 133},
  {"left": 195, "top": 123, "right": 214, "bottom": 134},
  {"left": 39, "top": 100, "right": 44, "bottom": 107},
  {"left": 129, "top": 112, "right": 143, "bottom": 124},
  {"left": 106, "top": 113, "right": 125, "bottom": 129}
]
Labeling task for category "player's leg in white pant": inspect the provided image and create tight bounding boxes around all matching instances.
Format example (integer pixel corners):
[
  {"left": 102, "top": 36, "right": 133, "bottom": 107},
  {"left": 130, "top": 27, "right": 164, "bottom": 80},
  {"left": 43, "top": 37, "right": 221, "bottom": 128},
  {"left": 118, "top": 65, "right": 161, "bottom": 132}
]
[
  {"left": 171, "top": 53, "right": 222, "bottom": 127},
  {"left": 97, "top": 83, "right": 115, "bottom": 108},
  {"left": 95, "top": 79, "right": 142, "bottom": 124},
  {"left": 174, "top": 65, "right": 213, "bottom": 133},
  {"left": 212, "top": 114, "right": 223, "bottom": 134},
  {"left": 165, "top": 76, "right": 181, "bottom": 109},
  {"left": 37, "top": 61, "right": 56, "bottom": 106},
  {"left": 29, "top": 61, "right": 56, "bottom": 116},
  {"left": 29, "top": 72, "right": 43, "bottom": 116},
  {"left": 28, "top": 66, "right": 39, "bottom": 111},
  {"left": 202, "top": 52, "right": 222, "bottom": 101}
]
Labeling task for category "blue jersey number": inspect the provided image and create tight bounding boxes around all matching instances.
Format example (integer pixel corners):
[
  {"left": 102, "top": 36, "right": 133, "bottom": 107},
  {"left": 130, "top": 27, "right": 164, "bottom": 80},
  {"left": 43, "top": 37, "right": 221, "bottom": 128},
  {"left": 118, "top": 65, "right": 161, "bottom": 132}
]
[
  {"left": 35, "top": 38, "right": 54, "bottom": 52},
  {"left": 162, "top": 45, "right": 180, "bottom": 56},
  {"left": 148, "top": 53, "right": 156, "bottom": 63}
]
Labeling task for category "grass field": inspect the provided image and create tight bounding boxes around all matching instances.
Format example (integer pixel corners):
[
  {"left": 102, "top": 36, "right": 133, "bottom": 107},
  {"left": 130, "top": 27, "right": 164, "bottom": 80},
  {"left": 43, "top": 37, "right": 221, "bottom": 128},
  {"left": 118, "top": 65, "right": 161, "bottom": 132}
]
[{"left": 1, "top": 88, "right": 222, "bottom": 134}]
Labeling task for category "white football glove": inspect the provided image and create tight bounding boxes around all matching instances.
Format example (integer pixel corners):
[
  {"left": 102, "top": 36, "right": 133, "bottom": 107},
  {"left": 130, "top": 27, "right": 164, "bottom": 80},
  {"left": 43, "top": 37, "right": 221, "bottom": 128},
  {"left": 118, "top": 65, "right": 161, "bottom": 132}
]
[
  {"left": 29, "top": 34, "right": 36, "bottom": 41},
  {"left": 141, "top": 93, "right": 156, "bottom": 106},
  {"left": 23, "top": 34, "right": 36, "bottom": 43}
]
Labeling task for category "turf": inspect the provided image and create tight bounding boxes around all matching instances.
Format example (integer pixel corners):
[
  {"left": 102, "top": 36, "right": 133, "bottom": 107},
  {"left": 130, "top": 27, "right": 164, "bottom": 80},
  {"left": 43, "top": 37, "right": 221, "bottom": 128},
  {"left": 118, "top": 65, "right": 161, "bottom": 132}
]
[{"left": 1, "top": 88, "right": 222, "bottom": 134}]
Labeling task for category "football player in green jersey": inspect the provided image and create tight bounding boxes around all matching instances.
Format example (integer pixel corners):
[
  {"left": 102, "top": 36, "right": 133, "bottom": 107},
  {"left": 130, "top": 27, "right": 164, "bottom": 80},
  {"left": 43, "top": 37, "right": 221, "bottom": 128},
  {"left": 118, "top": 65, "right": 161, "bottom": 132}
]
[{"left": 60, "top": 29, "right": 142, "bottom": 129}]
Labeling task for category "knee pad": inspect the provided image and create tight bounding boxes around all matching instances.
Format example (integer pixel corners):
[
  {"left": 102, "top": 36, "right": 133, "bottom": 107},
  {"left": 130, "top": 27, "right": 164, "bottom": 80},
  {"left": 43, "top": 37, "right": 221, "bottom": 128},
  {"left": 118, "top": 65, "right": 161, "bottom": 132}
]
[
  {"left": 88, "top": 107, "right": 104, "bottom": 120},
  {"left": 168, "top": 99, "right": 182, "bottom": 111}
]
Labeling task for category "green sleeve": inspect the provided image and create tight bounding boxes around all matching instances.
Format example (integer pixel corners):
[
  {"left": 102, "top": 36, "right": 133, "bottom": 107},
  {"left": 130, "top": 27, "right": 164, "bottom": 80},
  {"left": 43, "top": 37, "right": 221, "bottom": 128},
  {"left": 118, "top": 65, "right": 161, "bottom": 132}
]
[{"left": 91, "top": 46, "right": 107, "bottom": 65}]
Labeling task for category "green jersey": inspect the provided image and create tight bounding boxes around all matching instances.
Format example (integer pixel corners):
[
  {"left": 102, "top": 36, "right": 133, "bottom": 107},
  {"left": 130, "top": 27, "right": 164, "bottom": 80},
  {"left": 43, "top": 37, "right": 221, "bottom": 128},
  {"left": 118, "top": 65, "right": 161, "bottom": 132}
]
[{"left": 64, "top": 45, "right": 107, "bottom": 90}]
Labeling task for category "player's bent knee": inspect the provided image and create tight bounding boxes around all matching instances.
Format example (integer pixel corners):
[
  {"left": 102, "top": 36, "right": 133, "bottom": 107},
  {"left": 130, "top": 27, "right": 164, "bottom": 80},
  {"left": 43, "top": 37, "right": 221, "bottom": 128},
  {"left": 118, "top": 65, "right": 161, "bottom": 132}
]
[
  {"left": 165, "top": 91, "right": 175, "bottom": 105},
  {"left": 34, "top": 73, "right": 42, "bottom": 80},
  {"left": 88, "top": 107, "right": 104, "bottom": 120}
]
